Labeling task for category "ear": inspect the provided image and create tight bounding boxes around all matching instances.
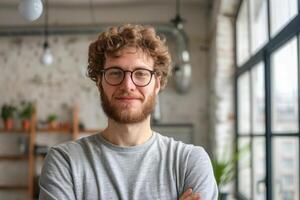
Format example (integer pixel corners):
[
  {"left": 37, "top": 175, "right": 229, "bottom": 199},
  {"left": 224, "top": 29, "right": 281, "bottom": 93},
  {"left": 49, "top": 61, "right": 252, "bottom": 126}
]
[
  {"left": 154, "top": 75, "right": 161, "bottom": 95},
  {"left": 96, "top": 75, "right": 102, "bottom": 90}
]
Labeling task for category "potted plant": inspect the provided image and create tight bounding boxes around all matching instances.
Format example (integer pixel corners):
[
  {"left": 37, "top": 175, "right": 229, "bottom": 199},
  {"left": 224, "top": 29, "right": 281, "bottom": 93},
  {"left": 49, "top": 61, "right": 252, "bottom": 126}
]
[
  {"left": 47, "top": 114, "right": 58, "bottom": 129},
  {"left": 212, "top": 144, "right": 249, "bottom": 200},
  {"left": 18, "top": 101, "right": 34, "bottom": 131},
  {"left": 212, "top": 155, "right": 235, "bottom": 200},
  {"left": 1, "top": 104, "right": 17, "bottom": 131}
]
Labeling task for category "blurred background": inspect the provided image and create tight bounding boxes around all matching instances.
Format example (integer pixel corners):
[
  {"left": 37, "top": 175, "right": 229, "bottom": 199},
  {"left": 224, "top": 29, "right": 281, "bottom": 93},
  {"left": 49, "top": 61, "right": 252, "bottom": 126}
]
[{"left": 0, "top": 0, "right": 299, "bottom": 199}]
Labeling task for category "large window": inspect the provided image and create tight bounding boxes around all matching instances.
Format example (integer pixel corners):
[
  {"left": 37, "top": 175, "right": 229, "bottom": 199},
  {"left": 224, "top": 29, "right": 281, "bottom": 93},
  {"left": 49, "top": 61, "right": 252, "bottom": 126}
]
[{"left": 235, "top": 0, "right": 300, "bottom": 199}]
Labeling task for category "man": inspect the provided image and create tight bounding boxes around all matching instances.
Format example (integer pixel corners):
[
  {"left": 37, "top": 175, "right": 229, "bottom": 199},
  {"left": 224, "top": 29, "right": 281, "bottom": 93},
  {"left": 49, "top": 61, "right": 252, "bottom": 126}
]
[{"left": 39, "top": 24, "right": 218, "bottom": 200}]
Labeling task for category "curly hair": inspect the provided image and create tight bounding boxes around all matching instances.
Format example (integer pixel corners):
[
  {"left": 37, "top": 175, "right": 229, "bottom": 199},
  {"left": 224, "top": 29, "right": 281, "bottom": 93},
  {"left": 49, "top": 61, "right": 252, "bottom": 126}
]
[{"left": 87, "top": 24, "right": 172, "bottom": 89}]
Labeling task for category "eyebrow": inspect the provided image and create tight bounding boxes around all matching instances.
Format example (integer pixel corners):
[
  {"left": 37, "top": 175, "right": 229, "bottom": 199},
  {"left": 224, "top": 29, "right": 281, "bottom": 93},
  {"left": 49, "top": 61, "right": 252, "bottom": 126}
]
[{"left": 105, "top": 65, "right": 153, "bottom": 70}]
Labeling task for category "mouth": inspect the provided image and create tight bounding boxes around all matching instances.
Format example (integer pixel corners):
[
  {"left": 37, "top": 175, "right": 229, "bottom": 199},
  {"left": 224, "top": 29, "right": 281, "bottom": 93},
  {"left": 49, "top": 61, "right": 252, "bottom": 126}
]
[{"left": 115, "top": 96, "right": 143, "bottom": 102}]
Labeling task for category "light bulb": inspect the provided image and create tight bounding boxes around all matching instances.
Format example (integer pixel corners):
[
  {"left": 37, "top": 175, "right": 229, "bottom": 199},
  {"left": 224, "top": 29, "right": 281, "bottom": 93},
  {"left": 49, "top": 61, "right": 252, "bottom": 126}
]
[
  {"left": 174, "top": 63, "right": 192, "bottom": 93},
  {"left": 182, "top": 50, "right": 190, "bottom": 62},
  {"left": 18, "top": 0, "right": 43, "bottom": 21},
  {"left": 41, "top": 48, "right": 53, "bottom": 66}
]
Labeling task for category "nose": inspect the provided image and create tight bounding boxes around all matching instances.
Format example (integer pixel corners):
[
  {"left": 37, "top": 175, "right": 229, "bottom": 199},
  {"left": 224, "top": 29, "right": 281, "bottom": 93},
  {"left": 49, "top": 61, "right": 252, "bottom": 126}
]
[{"left": 119, "top": 72, "right": 136, "bottom": 90}]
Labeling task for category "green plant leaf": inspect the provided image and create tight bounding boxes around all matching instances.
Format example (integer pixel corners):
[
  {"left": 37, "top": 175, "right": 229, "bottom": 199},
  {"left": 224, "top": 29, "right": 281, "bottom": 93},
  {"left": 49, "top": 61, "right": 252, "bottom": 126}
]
[{"left": 1, "top": 104, "right": 17, "bottom": 120}]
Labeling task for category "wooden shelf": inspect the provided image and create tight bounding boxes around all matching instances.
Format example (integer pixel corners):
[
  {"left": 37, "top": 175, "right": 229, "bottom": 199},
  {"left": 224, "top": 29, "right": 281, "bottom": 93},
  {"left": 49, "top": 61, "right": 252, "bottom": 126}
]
[
  {"left": 0, "top": 129, "right": 30, "bottom": 134},
  {"left": 0, "top": 155, "right": 28, "bottom": 160},
  {"left": 0, "top": 184, "right": 28, "bottom": 190},
  {"left": 36, "top": 128, "right": 72, "bottom": 133}
]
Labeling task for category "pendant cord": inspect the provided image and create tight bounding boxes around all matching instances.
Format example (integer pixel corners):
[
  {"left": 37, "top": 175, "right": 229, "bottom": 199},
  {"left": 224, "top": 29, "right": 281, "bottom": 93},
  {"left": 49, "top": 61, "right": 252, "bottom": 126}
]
[
  {"left": 44, "top": 0, "right": 49, "bottom": 47},
  {"left": 176, "top": 0, "right": 180, "bottom": 17}
]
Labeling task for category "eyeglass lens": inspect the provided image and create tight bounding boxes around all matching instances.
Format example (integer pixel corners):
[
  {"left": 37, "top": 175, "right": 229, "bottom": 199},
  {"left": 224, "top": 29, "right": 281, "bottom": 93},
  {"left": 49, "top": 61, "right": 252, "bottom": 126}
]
[{"left": 103, "top": 68, "right": 153, "bottom": 87}]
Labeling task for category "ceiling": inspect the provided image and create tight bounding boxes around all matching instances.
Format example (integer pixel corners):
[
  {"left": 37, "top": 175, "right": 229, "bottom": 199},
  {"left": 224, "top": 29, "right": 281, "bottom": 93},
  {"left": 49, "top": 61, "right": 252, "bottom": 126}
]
[
  {"left": 0, "top": 0, "right": 214, "bottom": 29},
  {"left": 0, "top": 0, "right": 211, "bottom": 8}
]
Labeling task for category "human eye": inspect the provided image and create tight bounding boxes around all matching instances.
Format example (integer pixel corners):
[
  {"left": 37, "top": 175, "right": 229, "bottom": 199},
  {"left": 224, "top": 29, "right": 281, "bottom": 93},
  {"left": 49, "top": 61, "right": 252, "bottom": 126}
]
[
  {"left": 107, "top": 69, "right": 123, "bottom": 77},
  {"left": 134, "top": 69, "right": 150, "bottom": 78}
]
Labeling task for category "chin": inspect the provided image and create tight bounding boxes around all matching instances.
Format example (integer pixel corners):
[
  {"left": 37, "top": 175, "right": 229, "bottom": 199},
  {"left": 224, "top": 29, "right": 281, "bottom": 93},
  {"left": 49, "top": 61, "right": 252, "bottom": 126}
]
[{"left": 114, "top": 114, "right": 148, "bottom": 124}]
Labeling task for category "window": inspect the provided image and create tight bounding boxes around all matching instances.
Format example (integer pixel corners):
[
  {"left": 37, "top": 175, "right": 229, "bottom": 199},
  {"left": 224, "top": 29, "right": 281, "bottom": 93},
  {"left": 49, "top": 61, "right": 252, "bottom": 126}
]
[
  {"left": 282, "top": 191, "right": 295, "bottom": 200},
  {"left": 250, "top": 0, "right": 268, "bottom": 53},
  {"left": 271, "top": 37, "right": 298, "bottom": 133},
  {"left": 282, "top": 140, "right": 296, "bottom": 152},
  {"left": 238, "top": 72, "right": 250, "bottom": 134},
  {"left": 238, "top": 138, "right": 251, "bottom": 198},
  {"left": 236, "top": 0, "right": 250, "bottom": 66},
  {"left": 270, "top": 0, "right": 298, "bottom": 37},
  {"left": 235, "top": 1, "right": 300, "bottom": 199},
  {"left": 253, "top": 138, "right": 266, "bottom": 200},
  {"left": 282, "top": 175, "right": 295, "bottom": 186},
  {"left": 251, "top": 62, "right": 265, "bottom": 134},
  {"left": 273, "top": 138, "right": 299, "bottom": 200},
  {"left": 282, "top": 158, "right": 294, "bottom": 169}
]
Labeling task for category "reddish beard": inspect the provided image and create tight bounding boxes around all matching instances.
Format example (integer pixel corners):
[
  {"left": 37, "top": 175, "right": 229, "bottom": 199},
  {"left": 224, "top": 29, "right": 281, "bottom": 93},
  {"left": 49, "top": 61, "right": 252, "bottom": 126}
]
[{"left": 100, "top": 86, "right": 157, "bottom": 124}]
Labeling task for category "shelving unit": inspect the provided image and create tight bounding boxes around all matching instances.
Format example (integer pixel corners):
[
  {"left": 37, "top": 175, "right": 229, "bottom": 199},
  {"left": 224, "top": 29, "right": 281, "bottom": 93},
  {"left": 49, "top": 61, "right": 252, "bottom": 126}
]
[
  {"left": 29, "top": 110, "right": 36, "bottom": 200},
  {"left": 0, "top": 155, "right": 28, "bottom": 160},
  {"left": 0, "top": 127, "right": 30, "bottom": 199},
  {"left": 0, "top": 105, "right": 82, "bottom": 200},
  {"left": 0, "top": 185, "right": 28, "bottom": 190}
]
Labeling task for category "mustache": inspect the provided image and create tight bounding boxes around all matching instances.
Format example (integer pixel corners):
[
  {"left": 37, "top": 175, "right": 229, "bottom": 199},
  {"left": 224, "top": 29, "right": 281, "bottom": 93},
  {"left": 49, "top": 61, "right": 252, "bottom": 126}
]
[{"left": 113, "top": 91, "right": 144, "bottom": 99}]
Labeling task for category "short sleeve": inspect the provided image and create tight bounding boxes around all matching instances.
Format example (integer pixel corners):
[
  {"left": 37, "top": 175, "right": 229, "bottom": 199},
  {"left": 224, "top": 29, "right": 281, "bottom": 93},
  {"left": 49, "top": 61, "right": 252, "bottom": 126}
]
[
  {"left": 39, "top": 147, "right": 76, "bottom": 200},
  {"left": 183, "top": 147, "right": 218, "bottom": 200}
]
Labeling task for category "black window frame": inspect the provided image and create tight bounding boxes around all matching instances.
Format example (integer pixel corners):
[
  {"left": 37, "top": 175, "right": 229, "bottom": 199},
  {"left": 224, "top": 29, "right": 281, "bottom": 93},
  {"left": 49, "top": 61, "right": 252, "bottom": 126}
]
[{"left": 234, "top": 0, "right": 300, "bottom": 199}]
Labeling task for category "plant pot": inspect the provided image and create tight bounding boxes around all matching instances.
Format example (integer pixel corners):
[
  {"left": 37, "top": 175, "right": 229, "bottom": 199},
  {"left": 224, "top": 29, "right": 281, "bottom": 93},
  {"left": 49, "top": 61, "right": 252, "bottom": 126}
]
[
  {"left": 3, "top": 118, "right": 13, "bottom": 131},
  {"left": 48, "top": 121, "right": 58, "bottom": 130},
  {"left": 219, "top": 192, "right": 228, "bottom": 200},
  {"left": 22, "top": 120, "right": 31, "bottom": 131}
]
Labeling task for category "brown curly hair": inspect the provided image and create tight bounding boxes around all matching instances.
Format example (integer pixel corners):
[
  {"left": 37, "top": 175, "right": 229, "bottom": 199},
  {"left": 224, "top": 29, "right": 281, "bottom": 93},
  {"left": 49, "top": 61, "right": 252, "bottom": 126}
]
[{"left": 87, "top": 24, "right": 172, "bottom": 89}]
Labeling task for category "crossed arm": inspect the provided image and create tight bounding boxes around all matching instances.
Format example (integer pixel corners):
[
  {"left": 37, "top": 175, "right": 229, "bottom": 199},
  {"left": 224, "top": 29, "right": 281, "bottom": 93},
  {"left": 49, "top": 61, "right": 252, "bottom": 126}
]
[{"left": 179, "top": 188, "right": 201, "bottom": 200}]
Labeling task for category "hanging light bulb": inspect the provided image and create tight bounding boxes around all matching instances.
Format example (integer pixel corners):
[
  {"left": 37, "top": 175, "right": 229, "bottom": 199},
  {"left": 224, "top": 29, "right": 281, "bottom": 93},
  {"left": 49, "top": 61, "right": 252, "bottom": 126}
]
[
  {"left": 174, "top": 63, "right": 192, "bottom": 93},
  {"left": 40, "top": 0, "right": 53, "bottom": 66},
  {"left": 18, "top": 0, "right": 43, "bottom": 21},
  {"left": 170, "top": 0, "right": 185, "bottom": 29},
  {"left": 41, "top": 41, "right": 53, "bottom": 66}
]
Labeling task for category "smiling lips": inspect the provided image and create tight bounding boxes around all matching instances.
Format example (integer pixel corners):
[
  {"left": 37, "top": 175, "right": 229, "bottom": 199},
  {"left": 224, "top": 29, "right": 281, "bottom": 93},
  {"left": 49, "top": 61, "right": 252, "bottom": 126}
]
[{"left": 115, "top": 96, "right": 142, "bottom": 102}]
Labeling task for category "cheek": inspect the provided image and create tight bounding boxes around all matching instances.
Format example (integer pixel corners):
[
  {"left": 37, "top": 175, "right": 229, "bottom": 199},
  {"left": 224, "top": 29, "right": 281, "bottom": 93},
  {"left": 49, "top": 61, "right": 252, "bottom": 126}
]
[
  {"left": 140, "top": 85, "right": 155, "bottom": 99},
  {"left": 101, "top": 81, "right": 114, "bottom": 100}
]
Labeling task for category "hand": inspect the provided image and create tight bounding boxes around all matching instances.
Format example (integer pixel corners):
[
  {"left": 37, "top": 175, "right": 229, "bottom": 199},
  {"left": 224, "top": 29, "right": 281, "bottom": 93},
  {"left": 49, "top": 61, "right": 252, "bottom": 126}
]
[{"left": 179, "top": 188, "right": 201, "bottom": 200}]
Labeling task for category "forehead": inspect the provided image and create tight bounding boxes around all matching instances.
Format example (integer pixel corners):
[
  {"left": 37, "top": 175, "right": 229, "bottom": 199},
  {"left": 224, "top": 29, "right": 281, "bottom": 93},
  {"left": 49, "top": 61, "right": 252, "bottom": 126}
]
[{"left": 105, "top": 47, "right": 154, "bottom": 70}]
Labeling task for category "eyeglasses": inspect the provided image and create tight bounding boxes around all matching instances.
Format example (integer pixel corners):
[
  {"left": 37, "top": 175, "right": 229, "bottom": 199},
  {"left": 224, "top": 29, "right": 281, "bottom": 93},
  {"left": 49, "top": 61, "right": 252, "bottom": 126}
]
[{"left": 101, "top": 67, "right": 156, "bottom": 87}]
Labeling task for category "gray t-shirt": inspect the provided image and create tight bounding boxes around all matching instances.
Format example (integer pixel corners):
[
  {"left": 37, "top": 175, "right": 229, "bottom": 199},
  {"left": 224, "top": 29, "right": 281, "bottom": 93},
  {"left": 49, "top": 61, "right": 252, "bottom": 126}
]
[{"left": 39, "top": 132, "right": 218, "bottom": 200}]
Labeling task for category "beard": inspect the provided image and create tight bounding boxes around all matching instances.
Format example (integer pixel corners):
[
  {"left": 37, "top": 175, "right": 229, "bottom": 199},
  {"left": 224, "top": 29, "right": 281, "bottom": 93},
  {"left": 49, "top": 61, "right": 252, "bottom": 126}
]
[{"left": 99, "top": 86, "right": 157, "bottom": 124}]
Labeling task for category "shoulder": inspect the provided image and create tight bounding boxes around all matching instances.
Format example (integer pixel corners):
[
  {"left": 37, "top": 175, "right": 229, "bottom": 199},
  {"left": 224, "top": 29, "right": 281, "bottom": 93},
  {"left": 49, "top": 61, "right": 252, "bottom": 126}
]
[
  {"left": 155, "top": 133, "right": 217, "bottom": 196},
  {"left": 155, "top": 132, "right": 207, "bottom": 157},
  {"left": 46, "top": 134, "right": 100, "bottom": 161},
  {"left": 155, "top": 132, "right": 211, "bottom": 170}
]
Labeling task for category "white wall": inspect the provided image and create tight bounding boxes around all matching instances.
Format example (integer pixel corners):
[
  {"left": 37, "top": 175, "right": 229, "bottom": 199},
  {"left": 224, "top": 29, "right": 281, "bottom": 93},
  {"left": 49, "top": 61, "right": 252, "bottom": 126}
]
[{"left": 0, "top": 3, "right": 212, "bottom": 149}]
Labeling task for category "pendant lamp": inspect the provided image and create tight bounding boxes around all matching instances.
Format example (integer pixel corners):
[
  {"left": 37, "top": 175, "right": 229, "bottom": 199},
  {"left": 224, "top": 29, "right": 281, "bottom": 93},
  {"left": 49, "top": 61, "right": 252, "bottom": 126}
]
[
  {"left": 171, "top": 0, "right": 192, "bottom": 94},
  {"left": 18, "top": 0, "right": 43, "bottom": 21},
  {"left": 40, "top": 0, "right": 53, "bottom": 66}
]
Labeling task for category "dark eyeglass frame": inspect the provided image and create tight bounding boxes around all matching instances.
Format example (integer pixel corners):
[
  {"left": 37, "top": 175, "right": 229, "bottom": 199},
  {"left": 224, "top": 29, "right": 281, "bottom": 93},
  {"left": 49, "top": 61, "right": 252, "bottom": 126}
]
[{"left": 100, "top": 67, "right": 157, "bottom": 87}]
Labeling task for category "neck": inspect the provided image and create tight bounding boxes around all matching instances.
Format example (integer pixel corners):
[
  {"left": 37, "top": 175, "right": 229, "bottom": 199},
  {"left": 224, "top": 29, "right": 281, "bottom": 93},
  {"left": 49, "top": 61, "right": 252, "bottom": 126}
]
[{"left": 101, "top": 116, "right": 153, "bottom": 147}]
